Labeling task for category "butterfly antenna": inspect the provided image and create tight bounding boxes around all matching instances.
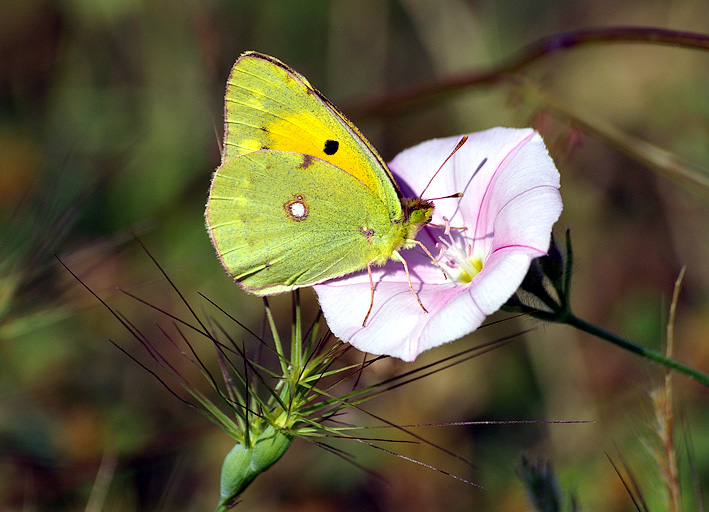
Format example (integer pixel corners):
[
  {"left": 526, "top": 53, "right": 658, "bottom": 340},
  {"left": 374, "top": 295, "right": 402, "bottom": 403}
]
[{"left": 419, "top": 135, "right": 468, "bottom": 199}]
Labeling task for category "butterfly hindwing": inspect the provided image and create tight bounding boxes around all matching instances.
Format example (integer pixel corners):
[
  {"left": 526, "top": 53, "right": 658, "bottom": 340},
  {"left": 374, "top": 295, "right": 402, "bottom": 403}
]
[{"left": 206, "top": 150, "right": 398, "bottom": 293}]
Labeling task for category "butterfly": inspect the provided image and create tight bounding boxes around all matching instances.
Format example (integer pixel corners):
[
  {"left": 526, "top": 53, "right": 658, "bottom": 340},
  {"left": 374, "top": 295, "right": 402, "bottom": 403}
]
[{"left": 205, "top": 51, "right": 443, "bottom": 324}]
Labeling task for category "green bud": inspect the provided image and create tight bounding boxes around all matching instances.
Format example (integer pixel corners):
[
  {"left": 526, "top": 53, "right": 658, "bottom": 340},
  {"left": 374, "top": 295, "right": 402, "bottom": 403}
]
[{"left": 215, "top": 425, "right": 293, "bottom": 511}]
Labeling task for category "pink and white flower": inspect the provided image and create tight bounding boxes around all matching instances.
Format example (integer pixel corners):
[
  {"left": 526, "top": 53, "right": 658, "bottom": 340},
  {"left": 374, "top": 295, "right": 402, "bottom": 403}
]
[{"left": 314, "top": 128, "right": 563, "bottom": 361}]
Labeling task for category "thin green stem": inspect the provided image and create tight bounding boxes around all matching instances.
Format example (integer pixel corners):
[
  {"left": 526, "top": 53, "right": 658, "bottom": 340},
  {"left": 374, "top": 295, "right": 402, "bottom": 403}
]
[
  {"left": 563, "top": 312, "right": 709, "bottom": 388},
  {"left": 263, "top": 298, "right": 287, "bottom": 375},
  {"left": 291, "top": 290, "right": 302, "bottom": 368}
]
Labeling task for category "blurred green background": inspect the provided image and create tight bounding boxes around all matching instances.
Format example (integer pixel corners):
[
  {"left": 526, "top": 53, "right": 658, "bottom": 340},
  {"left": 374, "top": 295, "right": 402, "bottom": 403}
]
[{"left": 1, "top": 0, "right": 708, "bottom": 510}]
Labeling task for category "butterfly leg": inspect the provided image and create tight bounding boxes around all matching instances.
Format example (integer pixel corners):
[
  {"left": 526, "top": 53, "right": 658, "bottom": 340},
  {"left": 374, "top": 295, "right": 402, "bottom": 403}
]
[
  {"left": 362, "top": 261, "right": 376, "bottom": 327},
  {"left": 362, "top": 249, "right": 435, "bottom": 327},
  {"left": 391, "top": 251, "right": 428, "bottom": 315},
  {"left": 411, "top": 239, "right": 448, "bottom": 281}
]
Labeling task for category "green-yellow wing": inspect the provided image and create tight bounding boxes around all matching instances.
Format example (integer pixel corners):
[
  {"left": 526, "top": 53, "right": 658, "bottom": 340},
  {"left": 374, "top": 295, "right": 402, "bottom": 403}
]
[
  {"left": 222, "top": 51, "right": 402, "bottom": 221},
  {"left": 206, "top": 150, "right": 408, "bottom": 294}
]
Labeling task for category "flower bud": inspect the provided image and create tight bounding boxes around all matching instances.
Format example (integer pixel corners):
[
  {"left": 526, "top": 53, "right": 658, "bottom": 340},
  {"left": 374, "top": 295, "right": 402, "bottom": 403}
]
[{"left": 216, "top": 425, "right": 293, "bottom": 510}]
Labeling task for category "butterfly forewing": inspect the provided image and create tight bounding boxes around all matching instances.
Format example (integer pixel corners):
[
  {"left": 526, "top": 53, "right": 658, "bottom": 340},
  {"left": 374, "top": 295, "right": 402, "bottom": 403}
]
[{"left": 222, "top": 52, "right": 402, "bottom": 220}]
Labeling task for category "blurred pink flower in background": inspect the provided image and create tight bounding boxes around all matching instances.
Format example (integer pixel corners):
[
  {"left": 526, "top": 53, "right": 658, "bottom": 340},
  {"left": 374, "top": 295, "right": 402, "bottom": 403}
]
[{"left": 315, "top": 128, "right": 563, "bottom": 362}]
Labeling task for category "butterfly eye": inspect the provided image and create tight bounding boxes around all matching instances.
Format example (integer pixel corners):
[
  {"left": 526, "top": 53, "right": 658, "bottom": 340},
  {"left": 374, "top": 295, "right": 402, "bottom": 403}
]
[{"left": 323, "top": 139, "right": 339, "bottom": 155}]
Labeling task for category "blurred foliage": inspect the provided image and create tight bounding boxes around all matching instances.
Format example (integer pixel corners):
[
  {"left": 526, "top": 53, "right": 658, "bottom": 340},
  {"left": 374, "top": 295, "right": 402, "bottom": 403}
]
[{"left": 1, "top": 0, "right": 708, "bottom": 510}]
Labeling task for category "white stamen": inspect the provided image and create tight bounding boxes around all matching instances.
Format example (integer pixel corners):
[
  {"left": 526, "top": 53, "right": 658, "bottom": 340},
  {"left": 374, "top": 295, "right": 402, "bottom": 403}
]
[{"left": 437, "top": 231, "right": 483, "bottom": 284}]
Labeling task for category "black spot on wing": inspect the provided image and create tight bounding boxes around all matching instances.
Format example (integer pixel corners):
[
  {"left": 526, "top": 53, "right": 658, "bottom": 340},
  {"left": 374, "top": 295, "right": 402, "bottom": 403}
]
[{"left": 323, "top": 139, "right": 339, "bottom": 155}]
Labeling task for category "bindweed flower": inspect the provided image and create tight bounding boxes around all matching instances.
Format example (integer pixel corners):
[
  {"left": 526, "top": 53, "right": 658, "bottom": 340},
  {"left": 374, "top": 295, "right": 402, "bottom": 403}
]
[{"left": 315, "top": 128, "right": 563, "bottom": 362}]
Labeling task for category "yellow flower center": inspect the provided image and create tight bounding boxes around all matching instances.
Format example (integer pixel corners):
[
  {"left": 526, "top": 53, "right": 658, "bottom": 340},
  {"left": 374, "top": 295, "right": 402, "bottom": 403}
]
[{"left": 454, "top": 256, "right": 484, "bottom": 284}]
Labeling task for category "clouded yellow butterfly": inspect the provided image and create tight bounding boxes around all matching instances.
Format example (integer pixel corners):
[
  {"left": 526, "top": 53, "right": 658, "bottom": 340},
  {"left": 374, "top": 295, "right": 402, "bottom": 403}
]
[{"left": 205, "top": 52, "right": 438, "bottom": 323}]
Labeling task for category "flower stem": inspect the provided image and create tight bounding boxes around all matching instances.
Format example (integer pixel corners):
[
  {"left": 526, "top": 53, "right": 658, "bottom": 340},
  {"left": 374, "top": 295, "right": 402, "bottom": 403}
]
[
  {"left": 515, "top": 231, "right": 709, "bottom": 388},
  {"left": 562, "top": 312, "right": 709, "bottom": 388}
]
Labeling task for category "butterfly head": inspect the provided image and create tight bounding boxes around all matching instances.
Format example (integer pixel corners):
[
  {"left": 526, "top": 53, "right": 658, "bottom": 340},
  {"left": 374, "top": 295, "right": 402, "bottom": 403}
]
[{"left": 401, "top": 198, "right": 434, "bottom": 240}]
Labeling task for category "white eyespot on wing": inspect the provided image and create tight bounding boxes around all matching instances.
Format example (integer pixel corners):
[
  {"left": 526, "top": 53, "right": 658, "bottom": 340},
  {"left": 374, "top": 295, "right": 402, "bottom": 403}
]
[{"left": 284, "top": 194, "right": 309, "bottom": 221}]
